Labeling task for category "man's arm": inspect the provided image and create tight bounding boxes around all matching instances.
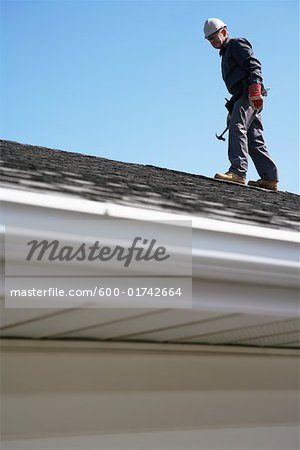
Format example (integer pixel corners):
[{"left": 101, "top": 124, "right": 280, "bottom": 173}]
[
  {"left": 232, "top": 38, "right": 264, "bottom": 109},
  {"left": 231, "top": 38, "right": 263, "bottom": 85}
]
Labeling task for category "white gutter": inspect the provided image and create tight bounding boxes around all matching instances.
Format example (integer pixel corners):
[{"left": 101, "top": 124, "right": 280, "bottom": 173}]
[{"left": 1, "top": 187, "right": 299, "bottom": 291}]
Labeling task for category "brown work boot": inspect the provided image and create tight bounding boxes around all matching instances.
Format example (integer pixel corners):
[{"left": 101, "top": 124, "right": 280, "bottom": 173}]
[
  {"left": 214, "top": 171, "right": 246, "bottom": 184},
  {"left": 248, "top": 179, "right": 278, "bottom": 191}
]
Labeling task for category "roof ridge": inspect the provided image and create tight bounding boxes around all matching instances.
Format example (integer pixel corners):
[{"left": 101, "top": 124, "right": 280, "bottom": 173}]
[
  {"left": 2, "top": 140, "right": 299, "bottom": 197},
  {"left": 0, "top": 139, "right": 215, "bottom": 183}
]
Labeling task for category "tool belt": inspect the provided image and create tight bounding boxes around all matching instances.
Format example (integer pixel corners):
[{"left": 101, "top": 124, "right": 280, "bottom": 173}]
[{"left": 225, "top": 80, "right": 268, "bottom": 114}]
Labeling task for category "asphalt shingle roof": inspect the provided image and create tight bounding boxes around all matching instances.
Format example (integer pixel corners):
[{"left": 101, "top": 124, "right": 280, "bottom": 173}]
[{"left": 1, "top": 139, "right": 299, "bottom": 232}]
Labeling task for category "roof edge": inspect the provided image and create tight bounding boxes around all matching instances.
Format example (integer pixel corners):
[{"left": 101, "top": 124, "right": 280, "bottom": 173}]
[{"left": 1, "top": 187, "right": 299, "bottom": 243}]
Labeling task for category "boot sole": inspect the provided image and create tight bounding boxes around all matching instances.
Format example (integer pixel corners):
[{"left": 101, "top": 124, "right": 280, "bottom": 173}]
[
  {"left": 214, "top": 176, "right": 246, "bottom": 185},
  {"left": 247, "top": 183, "right": 278, "bottom": 192}
]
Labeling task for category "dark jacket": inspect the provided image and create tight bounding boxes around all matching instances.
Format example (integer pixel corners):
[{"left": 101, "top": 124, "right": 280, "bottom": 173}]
[{"left": 220, "top": 37, "right": 263, "bottom": 96}]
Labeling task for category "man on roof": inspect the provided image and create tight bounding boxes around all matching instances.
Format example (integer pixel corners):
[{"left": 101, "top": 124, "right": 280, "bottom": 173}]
[{"left": 204, "top": 18, "right": 278, "bottom": 191}]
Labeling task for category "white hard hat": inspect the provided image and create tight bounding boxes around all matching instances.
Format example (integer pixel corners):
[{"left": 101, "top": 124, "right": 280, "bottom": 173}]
[{"left": 204, "top": 18, "right": 227, "bottom": 39}]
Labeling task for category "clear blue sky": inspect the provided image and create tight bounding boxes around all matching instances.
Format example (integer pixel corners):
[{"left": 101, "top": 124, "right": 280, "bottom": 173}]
[{"left": 1, "top": 0, "right": 299, "bottom": 193}]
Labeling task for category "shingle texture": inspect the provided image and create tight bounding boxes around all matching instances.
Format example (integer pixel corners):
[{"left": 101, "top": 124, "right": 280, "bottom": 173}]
[{"left": 1, "top": 140, "right": 299, "bottom": 231}]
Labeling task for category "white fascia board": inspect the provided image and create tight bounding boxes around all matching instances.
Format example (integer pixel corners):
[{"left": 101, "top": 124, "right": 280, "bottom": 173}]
[{"left": 0, "top": 188, "right": 299, "bottom": 288}]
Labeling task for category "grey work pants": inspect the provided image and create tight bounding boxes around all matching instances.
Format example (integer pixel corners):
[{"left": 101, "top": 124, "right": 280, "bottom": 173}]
[{"left": 228, "top": 91, "right": 278, "bottom": 181}]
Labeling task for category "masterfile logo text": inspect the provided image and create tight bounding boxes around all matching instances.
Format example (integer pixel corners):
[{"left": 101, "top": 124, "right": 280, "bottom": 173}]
[{"left": 26, "top": 237, "right": 170, "bottom": 267}]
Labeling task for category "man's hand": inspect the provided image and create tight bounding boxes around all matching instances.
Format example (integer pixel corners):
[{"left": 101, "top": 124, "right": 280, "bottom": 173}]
[{"left": 249, "top": 84, "right": 263, "bottom": 110}]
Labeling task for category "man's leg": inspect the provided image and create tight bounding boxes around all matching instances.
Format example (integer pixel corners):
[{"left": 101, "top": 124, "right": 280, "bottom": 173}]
[
  {"left": 247, "top": 113, "right": 279, "bottom": 181},
  {"left": 227, "top": 91, "right": 256, "bottom": 177}
]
